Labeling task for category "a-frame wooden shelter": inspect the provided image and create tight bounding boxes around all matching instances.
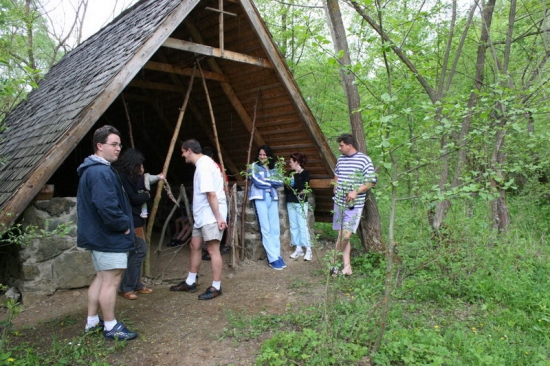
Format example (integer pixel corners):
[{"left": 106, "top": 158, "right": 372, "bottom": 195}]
[{"left": 0, "top": 0, "right": 336, "bottom": 226}]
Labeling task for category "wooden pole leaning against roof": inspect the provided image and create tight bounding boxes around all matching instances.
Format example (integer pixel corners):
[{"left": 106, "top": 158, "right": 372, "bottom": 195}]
[
  {"left": 197, "top": 61, "right": 228, "bottom": 194},
  {"left": 121, "top": 93, "right": 135, "bottom": 148},
  {"left": 241, "top": 89, "right": 260, "bottom": 260},
  {"left": 144, "top": 65, "right": 196, "bottom": 276}
]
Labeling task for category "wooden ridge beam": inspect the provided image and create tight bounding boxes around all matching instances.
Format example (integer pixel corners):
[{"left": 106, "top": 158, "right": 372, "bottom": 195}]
[{"left": 162, "top": 38, "right": 272, "bottom": 69}]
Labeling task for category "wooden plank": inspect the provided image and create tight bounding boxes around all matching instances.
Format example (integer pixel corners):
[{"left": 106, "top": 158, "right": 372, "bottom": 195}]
[
  {"left": 309, "top": 179, "right": 334, "bottom": 189},
  {"left": 162, "top": 38, "right": 273, "bottom": 69},
  {"left": 143, "top": 61, "right": 227, "bottom": 82},
  {"left": 129, "top": 79, "right": 186, "bottom": 93}
]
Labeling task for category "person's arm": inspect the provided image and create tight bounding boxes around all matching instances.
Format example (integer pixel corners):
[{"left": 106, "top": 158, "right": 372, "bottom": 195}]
[
  {"left": 206, "top": 192, "right": 227, "bottom": 230},
  {"left": 346, "top": 182, "right": 375, "bottom": 202},
  {"left": 249, "top": 163, "right": 271, "bottom": 189}
]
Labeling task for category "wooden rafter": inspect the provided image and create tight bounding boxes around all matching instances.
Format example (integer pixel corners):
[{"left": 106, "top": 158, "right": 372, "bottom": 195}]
[
  {"left": 162, "top": 38, "right": 272, "bottom": 69},
  {"left": 143, "top": 61, "right": 227, "bottom": 82}
]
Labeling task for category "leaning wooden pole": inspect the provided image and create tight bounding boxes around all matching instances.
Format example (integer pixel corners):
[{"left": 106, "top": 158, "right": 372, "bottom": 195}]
[
  {"left": 121, "top": 93, "right": 135, "bottom": 148},
  {"left": 241, "top": 89, "right": 260, "bottom": 259},
  {"left": 144, "top": 66, "right": 196, "bottom": 276},
  {"left": 197, "top": 62, "right": 228, "bottom": 193}
]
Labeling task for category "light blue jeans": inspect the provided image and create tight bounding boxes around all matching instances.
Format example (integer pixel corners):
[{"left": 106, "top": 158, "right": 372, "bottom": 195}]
[
  {"left": 287, "top": 202, "right": 310, "bottom": 248},
  {"left": 253, "top": 194, "right": 281, "bottom": 263}
]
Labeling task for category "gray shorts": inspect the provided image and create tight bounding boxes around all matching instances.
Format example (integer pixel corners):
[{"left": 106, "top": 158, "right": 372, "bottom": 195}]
[
  {"left": 192, "top": 222, "right": 224, "bottom": 242},
  {"left": 332, "top": 204, "right": 362, "bottom": 234},
  {"left": 91, "top": 250, "right": 128, "bottom": 271}
]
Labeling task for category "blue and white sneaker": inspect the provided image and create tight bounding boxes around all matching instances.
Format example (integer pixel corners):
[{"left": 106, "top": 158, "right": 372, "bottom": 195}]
[
  {"left": 103, "top": 322, "right": 138, "bottom": 341},
  {"left": 278, "top": 257, "right": 287, "bottom": 268},
  {"left": 269, "top": 260, "right": 284, "bottom": 270},
  {"left": 84, "top": 317, "right": 104, "bottom": 333}
]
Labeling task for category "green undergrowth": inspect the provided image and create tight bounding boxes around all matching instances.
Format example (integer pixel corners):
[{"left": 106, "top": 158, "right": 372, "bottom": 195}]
[
  {"left": 222, "top": 196, "right": 550, "bottom": 365},
  {"left": 0, "top": 318, "right": 128, "bottom": 366}
]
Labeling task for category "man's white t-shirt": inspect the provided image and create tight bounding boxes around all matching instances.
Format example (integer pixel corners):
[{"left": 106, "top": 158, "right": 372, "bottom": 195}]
[{"left": 192, "top": 155, "right": 227, "bottom": 228}]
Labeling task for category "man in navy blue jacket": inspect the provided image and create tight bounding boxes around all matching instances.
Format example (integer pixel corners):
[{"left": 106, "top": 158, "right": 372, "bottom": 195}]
[{"left": 77, "top": 125, "right": 137, "bottom": 341}]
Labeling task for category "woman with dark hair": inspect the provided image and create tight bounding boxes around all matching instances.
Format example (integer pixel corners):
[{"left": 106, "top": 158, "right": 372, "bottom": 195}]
[
  {"left": 248, "top": 145, "right": 285, "bottom": 270},
  {"left": 113, "top": 148, "right": 164, "bottom": 299},
  {"left": 285, "top": 153, "right": 312, "bottom": 261}
]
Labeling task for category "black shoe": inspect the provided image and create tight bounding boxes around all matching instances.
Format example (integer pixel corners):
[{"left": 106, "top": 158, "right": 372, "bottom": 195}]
[
  {"left": 170, "top": 280, "right": 198, "bottom": 292},
  {"left": 198, "top": 286, "right": 222, "bottom": 300},
  {"left": 220, "top": 246, "right": 230, "bottom": 254},
  {"left": 84, "top": 317, "right": 104, "bottom": 333},
  {"left": 168, "top": 239, "right": 183, "bottom": 247},
  {"left": 202, "top": 252, "right": 211, "bottom": 261}
]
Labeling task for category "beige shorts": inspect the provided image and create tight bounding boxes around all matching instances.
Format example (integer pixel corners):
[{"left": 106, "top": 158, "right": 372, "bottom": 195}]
[{"left": 192, "top": 222, "right": 224, "bottom": 242}]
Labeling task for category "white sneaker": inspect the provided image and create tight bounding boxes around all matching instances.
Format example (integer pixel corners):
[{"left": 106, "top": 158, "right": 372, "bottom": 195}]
[
  {"left": 304, "top": 249, "right": 313, "bottom": 261},
  {"left": 290, "top": 247, "right": 304, "bottom": 259}
]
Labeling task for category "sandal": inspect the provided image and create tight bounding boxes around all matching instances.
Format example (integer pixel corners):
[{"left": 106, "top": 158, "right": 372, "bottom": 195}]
[{"left": 119, "top": 291, "right": 137, "bottom": 300}]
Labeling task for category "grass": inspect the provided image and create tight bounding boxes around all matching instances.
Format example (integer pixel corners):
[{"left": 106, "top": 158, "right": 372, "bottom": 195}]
[{"left": 221, "top": 195, "right": 550, "bottom": 365}]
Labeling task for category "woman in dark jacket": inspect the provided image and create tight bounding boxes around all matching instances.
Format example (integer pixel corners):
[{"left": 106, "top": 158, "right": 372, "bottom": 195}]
[{"left": 113, "top": 148, "right": 164, "bottom": 300}]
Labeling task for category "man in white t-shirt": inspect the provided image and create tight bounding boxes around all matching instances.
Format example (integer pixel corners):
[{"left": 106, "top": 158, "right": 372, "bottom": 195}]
[{"left": 169, "top": 139, "right": 228, "bottom": 300}]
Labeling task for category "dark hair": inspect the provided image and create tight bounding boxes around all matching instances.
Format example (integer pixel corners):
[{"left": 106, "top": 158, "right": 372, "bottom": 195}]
[
  {"left": 255, "top": 145, "right": 276, "bottom": 169},
  {"left": 93, "top": 125, "right": 120, "bottom": 153},
  {"left": 337, "top": 133, "right": 357, "bottom": 149},
  {"left": 290, "top": 153, "right": 307, "bottom": 167},
  {"left": 182, "top": 139, "right": 202, "bottom": 154},
  {"left": 113, "top": 148, "right": 144, "bottom": 180}
]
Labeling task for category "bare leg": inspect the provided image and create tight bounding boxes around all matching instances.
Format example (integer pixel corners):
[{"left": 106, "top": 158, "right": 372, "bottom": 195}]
[
  {"left": 336, "top": 230, "right": 353, "bottom": 275},
  {"left": 206, "top": 240, "right": 222, "bottom": 282},
  {"left": 87, "top": 272, "right": 103, "bottom": 317},
  {"left": 97, "top": 269, "right": 124, "bottom": 322},
  {"left": 189, "top": 236, "right": 203, "bottom": 274}
]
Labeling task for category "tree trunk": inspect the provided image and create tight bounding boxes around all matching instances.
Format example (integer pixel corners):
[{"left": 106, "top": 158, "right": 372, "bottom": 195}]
[{"left": 324, "top": 0, "right": 383, "bottom": 253}]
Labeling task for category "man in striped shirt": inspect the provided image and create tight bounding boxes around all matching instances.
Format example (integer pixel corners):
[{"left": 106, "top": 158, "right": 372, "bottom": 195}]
[{"left": 332, "top": 133, "right": 376, "bottom": 276}]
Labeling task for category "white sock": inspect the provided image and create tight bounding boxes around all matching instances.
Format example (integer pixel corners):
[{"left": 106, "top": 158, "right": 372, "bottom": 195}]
[
  {"left": 86, "top": 315, "right": 100, "bottom": 327},
  {"left": 104, "top": 319, "right": 118, "bottom": 331},
  {"left": 212, "top": 281, "right": 221, "bottom": 290},
  {"left": 186, "top": 272, "right": 197, "bottom": 285}
]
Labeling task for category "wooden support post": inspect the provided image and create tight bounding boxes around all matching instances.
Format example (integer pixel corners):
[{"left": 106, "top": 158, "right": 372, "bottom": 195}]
[
  {"left": 241, "top": 89, "right": 260, "bottom": 260},
  {"left": 144, "top": 66, "right": 196, "bottom": 276}
]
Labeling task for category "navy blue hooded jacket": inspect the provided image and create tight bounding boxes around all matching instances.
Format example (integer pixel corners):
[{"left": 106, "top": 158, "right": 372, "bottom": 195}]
[{"left": 76, "top": 155, "right": 134, "bottom": 252}]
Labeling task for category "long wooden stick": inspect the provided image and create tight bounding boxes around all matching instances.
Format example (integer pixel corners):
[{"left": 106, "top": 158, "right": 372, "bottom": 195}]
[
  {"left": 241, "top": 89, "right": 260, "bottom": 259},
  {"left": 121, "top": 93, "right": 135, "bottom": 148},
  {"left": 144, "top": 66, "right": 196, "bottom": 276},
  {"left": 197, "top": 61, "right": 228, "bottom": 194}
]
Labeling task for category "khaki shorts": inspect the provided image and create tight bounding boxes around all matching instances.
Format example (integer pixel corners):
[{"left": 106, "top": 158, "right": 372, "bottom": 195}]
[
  {"left": 91, "top": 250, "right": 128, "bottom": 271},
  {"left": 192, "top": 222, "right": 224, "bottom": 242}
]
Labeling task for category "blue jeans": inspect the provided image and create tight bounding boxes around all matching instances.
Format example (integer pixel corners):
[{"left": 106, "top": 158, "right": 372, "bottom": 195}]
[
  {"left": 119, "top": 234, "right": 147, "bottom": 292},
  {"left": 253, "top": 195, "right": 281, "bottom": 263},
  {"left": 287, "top": 202, "right": 310, "bottom": 248}
]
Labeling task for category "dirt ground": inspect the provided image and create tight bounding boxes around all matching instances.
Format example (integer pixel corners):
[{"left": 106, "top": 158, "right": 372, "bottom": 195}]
[{"left": 9, "top": 243, "right": 328, "bottom": 365}]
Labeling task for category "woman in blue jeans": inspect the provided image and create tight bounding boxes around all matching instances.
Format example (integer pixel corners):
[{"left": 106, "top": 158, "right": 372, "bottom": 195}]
[
  {"left": 248, "top": 145, "right": 285, "bottom": 270},
  {"left": 113, "top": 148, "right": 164, "bottom": 299},
  {"left": 285, "top": 153, "right": 312, "bottom": 261}
]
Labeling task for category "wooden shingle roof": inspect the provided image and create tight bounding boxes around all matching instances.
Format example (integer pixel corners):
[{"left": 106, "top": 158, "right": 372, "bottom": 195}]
[{"left": 0, "top": 0, "right": 336, "bottom": 225}]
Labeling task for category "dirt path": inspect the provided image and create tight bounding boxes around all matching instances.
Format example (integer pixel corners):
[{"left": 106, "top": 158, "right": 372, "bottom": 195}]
[{"left": 11, "top": 245, "right": 327, "bottom": 365}]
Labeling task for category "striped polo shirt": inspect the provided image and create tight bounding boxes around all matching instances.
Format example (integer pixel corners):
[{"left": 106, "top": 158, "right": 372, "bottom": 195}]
[{"left": 334, "top": 152, "right": 376, "bottom": 208}]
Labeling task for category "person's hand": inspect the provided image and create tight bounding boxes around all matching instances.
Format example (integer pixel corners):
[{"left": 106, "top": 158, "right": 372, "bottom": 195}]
[
  {"left": 124, "top": 229, "right": 130, "bottom": 235},
  {"left": 346, "top": 190, "right": 358, "bottom": 202},
  {"left": 158, "top": 173, "right": 166, "bottom": 180},
  {"left": 217, "top": 219, "right": 228, "bottom": 230}
]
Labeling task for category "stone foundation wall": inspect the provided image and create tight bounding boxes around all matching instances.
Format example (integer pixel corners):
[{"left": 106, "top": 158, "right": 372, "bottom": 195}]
[
  {"left": 18, "top": 198, "right": 94, "bottom": 296},
  {"left": 17, "top": 190, "right": 315, "bottom": 295}
]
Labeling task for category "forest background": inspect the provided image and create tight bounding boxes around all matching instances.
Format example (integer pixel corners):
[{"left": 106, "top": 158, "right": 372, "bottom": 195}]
[{"left": 1, "top": 0, "right": 550, "bottom": 364}]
